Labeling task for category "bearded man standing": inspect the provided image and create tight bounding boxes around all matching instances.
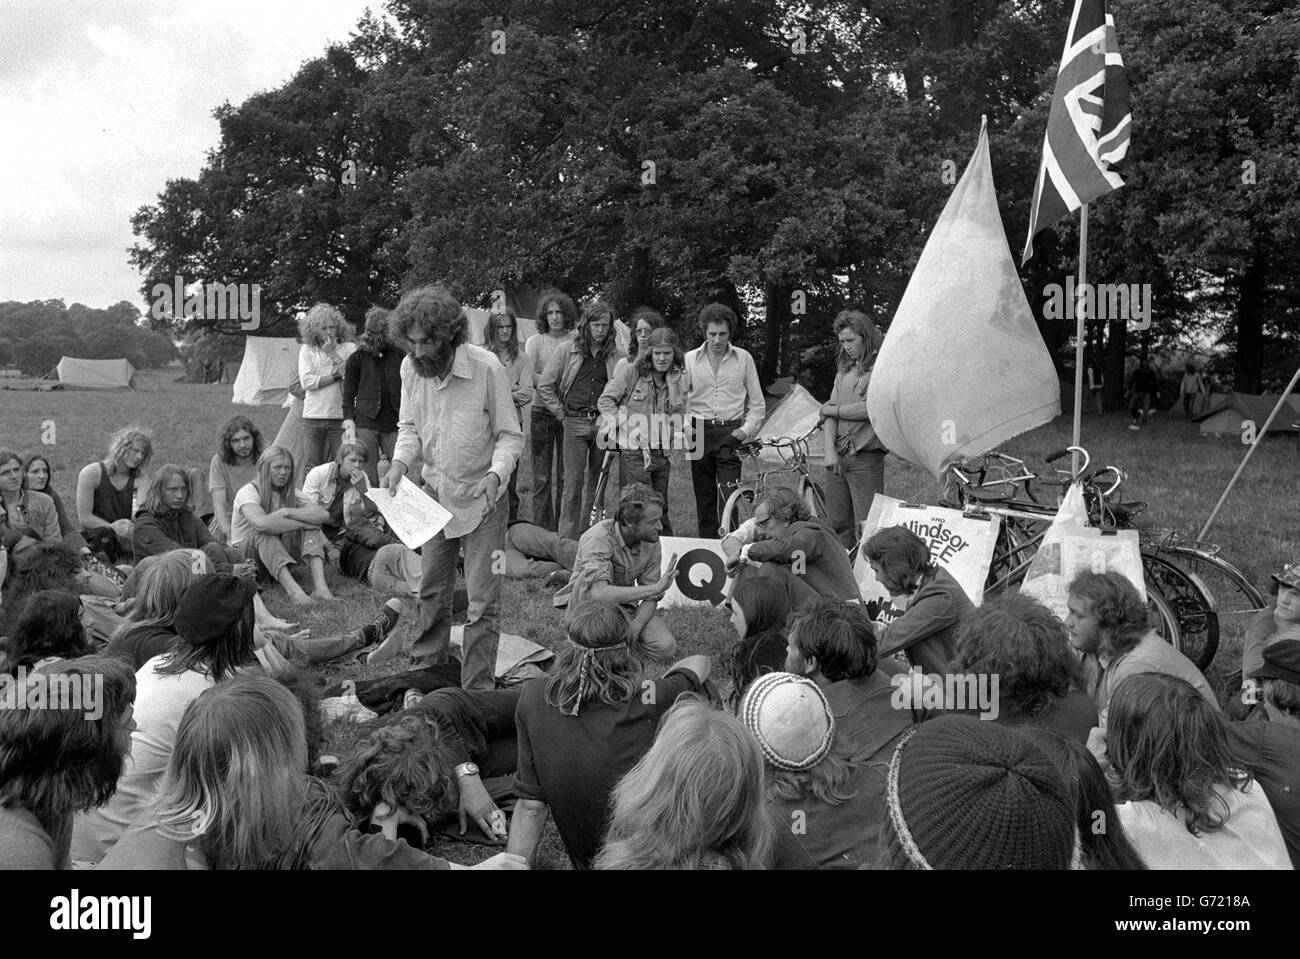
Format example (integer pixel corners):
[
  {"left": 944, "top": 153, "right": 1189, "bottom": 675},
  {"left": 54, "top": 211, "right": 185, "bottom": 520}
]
[{"left": 385, "top": 286, "right": 524, "bottom": 690}]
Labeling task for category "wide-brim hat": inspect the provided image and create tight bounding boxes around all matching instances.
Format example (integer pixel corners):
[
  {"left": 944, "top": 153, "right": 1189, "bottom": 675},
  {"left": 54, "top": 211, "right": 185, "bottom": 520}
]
[
  {"left": 1249, "top": 639, "right": 1300, "bottom": 686},
  {"left": 174, "top": 574, "right": 255, "bottom": 644}
]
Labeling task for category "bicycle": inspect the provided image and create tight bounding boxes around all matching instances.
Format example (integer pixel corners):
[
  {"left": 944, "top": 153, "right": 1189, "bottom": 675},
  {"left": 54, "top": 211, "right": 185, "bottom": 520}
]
[
  {"left": 945, "top": 446, "right": 1255, "bottom": 671},
  {"left": 718, "top": 425, "right": 827, "bottom": 538}
]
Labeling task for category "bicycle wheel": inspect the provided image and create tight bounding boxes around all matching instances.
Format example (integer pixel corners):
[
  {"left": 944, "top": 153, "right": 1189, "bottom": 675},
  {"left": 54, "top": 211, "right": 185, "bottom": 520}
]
[
  {"left": 1163, "top": 548, "right": 1266, "bottom": 615},
  {"left": 1146, "top": 584, "right": 1183, "bottom": 655},
  {"left": 984, "top": 520, "right": 1039, "bottom": 596},
  {"left": 719, "top": 485, "right": 757, "bottom": 537},
  {"left": 1143, "top": 553, "right": 1220, "bottom": 670}
]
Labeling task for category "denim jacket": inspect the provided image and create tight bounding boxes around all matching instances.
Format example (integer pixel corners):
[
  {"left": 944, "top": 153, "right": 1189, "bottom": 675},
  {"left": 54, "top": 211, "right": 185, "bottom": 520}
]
[{"left": 596, "top": 363, "right": 686, "bottom": 450}]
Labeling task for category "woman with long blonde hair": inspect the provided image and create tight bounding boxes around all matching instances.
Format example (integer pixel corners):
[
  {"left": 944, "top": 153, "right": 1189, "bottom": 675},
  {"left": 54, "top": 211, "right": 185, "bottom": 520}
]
[
  {"left": 228, "top": 446, "right": 332, "bottom": 605},
  {"left": 297, "top": 303, "right": 358, "bottom": 471},
  {"left": 595, "top": 697, "right": 773, "bottom": 869}
]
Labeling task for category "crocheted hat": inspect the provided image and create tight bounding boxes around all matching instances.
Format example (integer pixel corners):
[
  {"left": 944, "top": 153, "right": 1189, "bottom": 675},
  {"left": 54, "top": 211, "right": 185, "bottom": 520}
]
[
  {"left": 739, "top": 672, "right": 834, "bottom": 771},
  {"left": 885, "top": 715, "right": 1075, "bottom": 870}
]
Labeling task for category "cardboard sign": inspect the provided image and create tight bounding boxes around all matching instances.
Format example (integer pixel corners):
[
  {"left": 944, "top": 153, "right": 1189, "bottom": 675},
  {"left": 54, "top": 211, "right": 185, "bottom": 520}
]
[
  {"left": 853, "top": 496, "right": 999, "bottom": 626},
  {"left": 657, "top": 536, "right": 731, "bottom": 608}
]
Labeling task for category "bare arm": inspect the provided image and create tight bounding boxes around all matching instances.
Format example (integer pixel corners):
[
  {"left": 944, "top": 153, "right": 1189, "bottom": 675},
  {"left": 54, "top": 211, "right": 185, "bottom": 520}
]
[
  {"left": 76, "top": 463, "right": 112, "bottom": 531},
  {"left": 506, "top": 799, "right": 550, "bottom": 864}
]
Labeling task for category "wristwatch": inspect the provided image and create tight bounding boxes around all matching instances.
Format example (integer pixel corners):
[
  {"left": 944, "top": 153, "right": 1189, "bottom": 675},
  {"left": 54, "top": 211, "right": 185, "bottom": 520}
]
[{"left": 454, "top": 762, "right": 480, "bottom": 779}]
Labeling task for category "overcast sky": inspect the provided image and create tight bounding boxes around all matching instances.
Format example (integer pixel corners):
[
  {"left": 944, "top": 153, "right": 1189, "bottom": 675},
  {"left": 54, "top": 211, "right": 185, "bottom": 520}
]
[{"left": 0, "top": 0, "right": 379, "bottom": 311}]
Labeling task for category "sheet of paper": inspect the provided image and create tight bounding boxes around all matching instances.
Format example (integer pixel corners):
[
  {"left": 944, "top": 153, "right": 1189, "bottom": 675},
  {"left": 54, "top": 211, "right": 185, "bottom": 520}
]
[{"left": 364, "top": 476, "right": 452, "bottom": 549}]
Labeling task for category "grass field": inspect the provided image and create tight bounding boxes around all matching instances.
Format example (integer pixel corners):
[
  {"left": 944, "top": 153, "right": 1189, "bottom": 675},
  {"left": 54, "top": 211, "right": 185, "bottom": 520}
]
[{"left": 4, "top": 368, "right": 1296, "bottom": 866}]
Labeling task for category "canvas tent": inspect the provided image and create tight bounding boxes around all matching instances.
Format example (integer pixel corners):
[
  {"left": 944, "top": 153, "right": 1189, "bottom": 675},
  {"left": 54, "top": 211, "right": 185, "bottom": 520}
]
[
  {"left": 1193, "top": 392, "right": 1300, "bottom": 436},
  {"left": 231, "top": 337, "right": 300, "bottom": 406},
  {"left": 51, "top": 357, "right": 139, "bottom": 389}
]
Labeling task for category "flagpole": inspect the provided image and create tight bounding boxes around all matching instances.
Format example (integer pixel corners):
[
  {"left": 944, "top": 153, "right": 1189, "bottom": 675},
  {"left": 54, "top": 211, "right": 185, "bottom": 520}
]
[{"left": 1072, "top": 204, "right": 1088, "bottom": 477}]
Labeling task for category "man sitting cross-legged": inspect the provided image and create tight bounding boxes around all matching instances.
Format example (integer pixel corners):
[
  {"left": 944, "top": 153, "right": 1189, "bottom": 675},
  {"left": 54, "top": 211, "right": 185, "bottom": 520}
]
[
  {"left": 507, "top": 601, "right": 711, "bottom": 869},
  {"left": 229, "top": 445, "right": 334, "bottom": 605},
  {"left": 552, "top": 483, "right": 679, "bottom": 660}
]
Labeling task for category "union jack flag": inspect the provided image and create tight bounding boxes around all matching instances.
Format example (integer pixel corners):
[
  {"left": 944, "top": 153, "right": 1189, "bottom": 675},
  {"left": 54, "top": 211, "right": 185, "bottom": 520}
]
[{"left": 1022, "top": 0, "right": 1132, "bottom": 263}]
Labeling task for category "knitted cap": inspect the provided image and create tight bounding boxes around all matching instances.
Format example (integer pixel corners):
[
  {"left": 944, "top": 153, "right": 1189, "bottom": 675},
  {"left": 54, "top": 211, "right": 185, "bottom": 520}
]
[
  {"left": 174, "top": 574, "right": 255, "bottom": 645},
  {"left": 739, "top": 672, "right": 834, "bottom": 771},
  {"left": 885, "top": 716, "right": 1075, "bottom": 870}
]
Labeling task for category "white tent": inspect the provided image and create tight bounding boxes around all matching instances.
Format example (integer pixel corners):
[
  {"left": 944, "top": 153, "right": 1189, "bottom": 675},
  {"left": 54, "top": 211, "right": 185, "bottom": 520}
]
[
  {"left": 1193, "top": 392, "right": 1300, "bottom": 436},
  {"left": 231, "top": 337, "right": 300, "bottom": 406},
  {"left": 54, "top": 356, "right": 139, "bottom": 389}
]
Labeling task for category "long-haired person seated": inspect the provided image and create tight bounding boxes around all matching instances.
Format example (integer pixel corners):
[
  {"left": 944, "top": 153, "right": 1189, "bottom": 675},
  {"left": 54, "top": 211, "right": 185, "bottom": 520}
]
[
  {"left": 0, "top": 448, "right": 62, "bottom": 561},
  {"left": 21, "top": 450, "right": 89, "bottom": 555},
  {"left": 865, "top": 525, "right": 974, "bottom": 675},
  {"left": 0, "top": 656, "right": 137, "bottom": 869},
  {"left": 0, "top": 590, "right": 94, "bottom": 676},
  {"left": 101, "top": 675, "right": 526, "bottom": 870},
  {"left": 72, "top": 575, "right": 259, "bottom": 865},
  {"left": 131, "top": 464, "right": 252, "bottom": 576},
  {"left": 595, "top": 697, "right": 772, "bottom": 870},
  {"left": 724, "top": 577, "right": 794, "bottom": 710},
  {"left": 75, "top": 427, "right": 153, "bottom": 565},
  {"left": 1017, "top": 727, "right": 1147, "bottom": 870},
  {"left": 229, "top": 446, "right": 333, "bottom": 605},
  {"left": 507, "top": 601, "right": 711, "bottom": 869},
  {"left": 208, "top": 415, "right": 263, "bottom": 545},
  {"left": 1106, "top": 672, "right": 1290, "bottom": 870}
]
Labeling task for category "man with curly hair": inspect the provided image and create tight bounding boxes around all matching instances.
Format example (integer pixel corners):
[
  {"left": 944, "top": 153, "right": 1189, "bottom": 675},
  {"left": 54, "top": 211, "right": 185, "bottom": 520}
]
[
  {"left": 385, "top": 286, "right": 524, "bottom": 691},
  {"left": 1065, "top": 570, "right": 1217, "bottom": 728}
]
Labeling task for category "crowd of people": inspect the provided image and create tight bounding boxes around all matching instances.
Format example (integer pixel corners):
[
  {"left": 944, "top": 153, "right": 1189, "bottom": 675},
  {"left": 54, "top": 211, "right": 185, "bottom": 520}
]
[{"left": 1, "top": 284, "right": 1297, "bottom": 870}]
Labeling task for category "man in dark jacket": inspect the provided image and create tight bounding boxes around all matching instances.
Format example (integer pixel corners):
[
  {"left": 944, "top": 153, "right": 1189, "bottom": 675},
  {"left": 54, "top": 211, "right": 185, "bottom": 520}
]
[
  {"left": 1226, "top": 640, "right": 1300, "bottom": 868},
  {"left": 343, "top": 306, "right": 405, "bottom": 484},
  {"left": 778, "top": 601, "right": 914, "bottom": 868},
  {"left": 131, "top": 465, "right": 251, "bottom": 575},
  {"left": 733, "top": 488, "right": 861, "bottom": 609},
  {"left": 865, "top": 525, "right": 974, "bottom": 675}
]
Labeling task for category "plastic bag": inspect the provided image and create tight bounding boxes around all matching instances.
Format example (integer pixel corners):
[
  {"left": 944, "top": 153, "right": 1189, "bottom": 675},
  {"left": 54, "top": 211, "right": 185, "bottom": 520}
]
[{"left": 1019, "top": 483, "right": 1146, "bottom": 621}]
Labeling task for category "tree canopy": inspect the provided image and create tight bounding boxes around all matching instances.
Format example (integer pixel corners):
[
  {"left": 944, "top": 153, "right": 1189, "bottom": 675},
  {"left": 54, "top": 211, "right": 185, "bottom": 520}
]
[{"left": 128, "top": 0, "right": 1300, "bottom": 397}]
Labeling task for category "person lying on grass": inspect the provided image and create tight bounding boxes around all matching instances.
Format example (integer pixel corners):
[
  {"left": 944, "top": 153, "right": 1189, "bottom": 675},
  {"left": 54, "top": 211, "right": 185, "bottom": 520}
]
[
  {"left": 338, "top": 698, "right": 519, "bottom": 847},
  {"left": 100, "top": 674, "right": 526, "bottom": 870},
  {"left": 229, "top": 445, "right": 334, "bottom": 605}
]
